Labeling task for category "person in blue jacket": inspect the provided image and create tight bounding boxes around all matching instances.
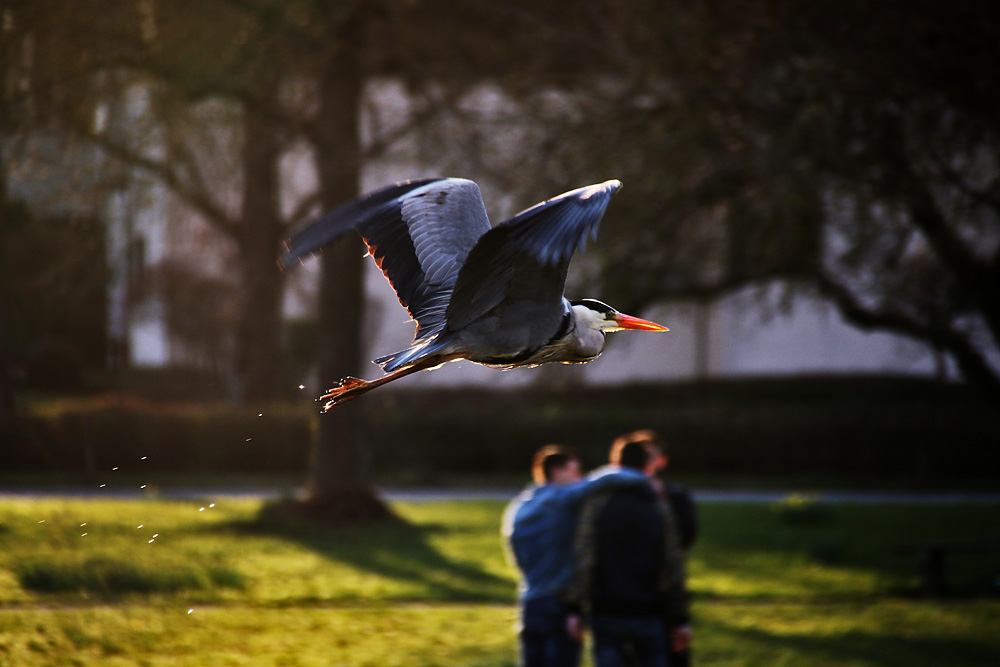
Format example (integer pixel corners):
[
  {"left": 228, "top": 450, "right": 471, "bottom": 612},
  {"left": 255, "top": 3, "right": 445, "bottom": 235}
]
[{"left": 503, "top": 444, "right": 649, "bottom": 667}]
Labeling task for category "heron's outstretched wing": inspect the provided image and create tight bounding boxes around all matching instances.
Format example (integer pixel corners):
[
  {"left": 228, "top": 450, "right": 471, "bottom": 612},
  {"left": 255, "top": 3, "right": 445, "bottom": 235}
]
[
  {"left": 282, "top": 178, "right": 492, "bottom": 340},
  {"left": 446, "top": 180, "right": 621, "bottom": 333},
  {"left": 282, "top": 178, "right": 442, "bottom": 266}
]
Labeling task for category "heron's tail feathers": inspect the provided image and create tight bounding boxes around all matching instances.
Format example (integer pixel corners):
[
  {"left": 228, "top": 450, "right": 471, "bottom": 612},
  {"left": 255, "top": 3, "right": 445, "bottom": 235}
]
[
  {"left": 375, "top": 337, "right": 453, "bottom": 373},
  {"left": 373, "top": 349, "right": 413, "bottom": 373}
]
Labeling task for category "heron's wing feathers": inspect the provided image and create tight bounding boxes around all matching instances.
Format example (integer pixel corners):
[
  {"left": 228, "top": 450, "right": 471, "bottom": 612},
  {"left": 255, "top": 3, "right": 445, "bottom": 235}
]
[
  {"left": 282, "top": 177, "right": 491, "bottom": 341},
  {"left": 502, "top": 179, "right": 621, "bottom": 265},
  {"left": 281, "top": 178, "right": 443, "bottom": 266},
  {"left": 446, "top": 180, "right": 621, "bottom": 332}
]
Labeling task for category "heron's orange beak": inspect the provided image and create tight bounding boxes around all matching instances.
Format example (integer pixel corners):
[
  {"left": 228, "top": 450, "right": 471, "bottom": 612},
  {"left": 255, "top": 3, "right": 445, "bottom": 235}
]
[{"left": 612, "top": 313, "right": 669, "bottom": 331}]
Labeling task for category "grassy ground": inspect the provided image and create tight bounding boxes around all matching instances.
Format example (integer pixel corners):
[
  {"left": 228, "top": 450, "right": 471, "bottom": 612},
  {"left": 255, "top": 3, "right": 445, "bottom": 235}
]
[{"left": 0, "top": 496, "right": 998, "bottom": 665}]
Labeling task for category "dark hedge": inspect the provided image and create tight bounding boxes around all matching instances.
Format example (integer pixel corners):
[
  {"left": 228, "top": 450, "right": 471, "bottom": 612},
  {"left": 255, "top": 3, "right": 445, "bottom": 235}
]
[
  {"left": 7, "top": 397, "right": 313, "bottom": 474},
  {"left": 6, "top": 377, "right": 998, "bottom": 484}
]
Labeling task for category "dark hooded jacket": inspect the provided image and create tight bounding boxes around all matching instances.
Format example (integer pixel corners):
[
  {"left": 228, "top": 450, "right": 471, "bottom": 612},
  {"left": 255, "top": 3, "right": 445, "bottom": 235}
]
[{"left": 568, "top": 483, "right": 689, "bottom": 626}]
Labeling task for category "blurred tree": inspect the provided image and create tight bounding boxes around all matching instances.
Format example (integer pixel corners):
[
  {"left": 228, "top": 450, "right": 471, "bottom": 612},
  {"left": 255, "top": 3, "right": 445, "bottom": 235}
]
[
  {"left": 2, "top": 0, "right": 618, "bottom": 515},
  {"left": 27, "top": 1, "right": 995, "bottom": 512},
  {"left": 413, "top": 0, "right": 1000, "bottom": 389},
  {"left": 301, "top": 0, "right": 617, "bottom": 514},
  {"left": 0, "top": 206, "right": 108, "bottom": 390},
  {"left": 1, "top": 2, "right": 117, "bottom": 393},
  {"left": 153, "top": 259, "right": 237, "bottom": 375},
  {"left": 77, "top": 1, "right": 293, "bottom": 402}
]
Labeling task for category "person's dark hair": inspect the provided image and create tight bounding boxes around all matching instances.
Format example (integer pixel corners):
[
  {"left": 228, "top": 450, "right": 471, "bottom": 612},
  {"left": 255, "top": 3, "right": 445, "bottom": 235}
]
[
  {"left": 610, "top": 440, "right": 652, "bottom": 470},
  {"left": 532, "top": 444, "right": 578, "bottom": 484},
  {"left": 611, "top": 429, "right": 664, "bottom": 454}
]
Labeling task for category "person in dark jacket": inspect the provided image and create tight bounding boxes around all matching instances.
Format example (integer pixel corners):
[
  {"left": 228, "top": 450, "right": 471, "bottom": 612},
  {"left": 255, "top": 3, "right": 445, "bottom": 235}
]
[
  {"left": 615, "top": 429, "right": 699, "bottom": 552},
  {"left": 567, "top": 438, "right": 690, "bottom": 667},
  {"left": 613, "top": 429, "right": 697, "bottom": 666}
]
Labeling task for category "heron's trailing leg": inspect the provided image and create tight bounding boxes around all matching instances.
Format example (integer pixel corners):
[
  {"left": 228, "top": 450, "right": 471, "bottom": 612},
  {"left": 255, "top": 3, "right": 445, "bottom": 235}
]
[
  {"left": 320, "top": 377, "right": 371, "bottom": 410},
  {"left": 319, "top": 357, "right": 456, "bottom": 410}
]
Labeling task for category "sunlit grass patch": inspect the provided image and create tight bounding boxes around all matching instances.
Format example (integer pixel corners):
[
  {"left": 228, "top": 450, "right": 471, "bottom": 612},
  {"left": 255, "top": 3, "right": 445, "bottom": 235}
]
[
  {"left": 0, "top": 605, "right": 520, "bottom": 667},
  {"left": 0, "top": 498, "right": 256, "bottom": 602},
  {"left": 0, "top": 497, "right": 519, "bottom": 605},
  {"left": 1, "top": 601, "right": 997, "bottom": 666},
  {"left": 232, "top": 499, "right": 516, "bottom": 604},
  {"left": 0, "top": 496, "right": 999, "bottom": 665},
  {"left": 694, "top": 599, "right": 1000, "bottom": 666}
]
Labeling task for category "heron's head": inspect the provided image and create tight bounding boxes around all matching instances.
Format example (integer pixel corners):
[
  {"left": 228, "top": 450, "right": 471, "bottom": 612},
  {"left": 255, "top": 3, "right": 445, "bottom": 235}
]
[{"left": 570, "top": 299, "right": 669, "bottom": 333}]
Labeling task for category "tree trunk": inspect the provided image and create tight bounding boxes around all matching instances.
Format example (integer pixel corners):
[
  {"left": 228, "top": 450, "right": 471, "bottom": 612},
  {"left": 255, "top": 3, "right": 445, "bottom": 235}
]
[
  {"left": 304, "top": 24, "right": 392, "bottom": 521},
  {"left": 0, "top": 28, "right": 17, "bottom": 432},
  {"left": 233, "top": 105, "right": 285, "bottom": 402}
]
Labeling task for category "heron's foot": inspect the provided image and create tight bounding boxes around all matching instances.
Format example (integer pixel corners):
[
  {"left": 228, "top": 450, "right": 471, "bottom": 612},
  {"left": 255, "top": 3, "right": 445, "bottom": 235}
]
[{"left": 320, "top": 376, "right": 370, "bottom": 411}]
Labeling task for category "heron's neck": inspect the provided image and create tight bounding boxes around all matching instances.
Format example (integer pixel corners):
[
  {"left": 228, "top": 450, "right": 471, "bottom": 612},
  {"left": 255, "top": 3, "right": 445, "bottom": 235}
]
[{"left": 568, "top": 315, "right": 607, "bottom": 360}]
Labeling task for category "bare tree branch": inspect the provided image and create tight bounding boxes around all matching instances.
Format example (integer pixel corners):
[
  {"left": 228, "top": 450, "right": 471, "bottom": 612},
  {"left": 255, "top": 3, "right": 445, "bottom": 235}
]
[
  {"left": 87, "top": 129, "right": 238, "bottom": 234},
  {"left": 817, "top": 272, "right": 1000, "bottom": 390}
]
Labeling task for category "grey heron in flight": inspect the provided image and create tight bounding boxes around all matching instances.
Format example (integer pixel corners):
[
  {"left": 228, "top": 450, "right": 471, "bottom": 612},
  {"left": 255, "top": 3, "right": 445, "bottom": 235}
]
[{"left": 282, "top": 177, "right": 668, "bottom": 409}]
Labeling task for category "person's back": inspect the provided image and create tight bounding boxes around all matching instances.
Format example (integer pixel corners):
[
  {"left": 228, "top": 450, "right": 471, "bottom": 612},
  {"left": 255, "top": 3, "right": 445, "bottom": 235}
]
[
  {"left": 569, "top": 438, "right": 688, "bottom": 667},
  {"left": 506, "top": 481, "right": 592, "bottom": 600},
  {"left": 614, "top": 428, "right": 696, "bottom": 666},
  {"left": 588, "top": 485, "right": 667, "bottom": 617}
]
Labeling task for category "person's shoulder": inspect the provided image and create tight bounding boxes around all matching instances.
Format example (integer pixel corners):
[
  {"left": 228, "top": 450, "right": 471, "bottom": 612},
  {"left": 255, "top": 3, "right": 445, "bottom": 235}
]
[
  {"left": 514, "top": 483, "right": 571, "bottom": 507},
  {"left": 585, "top": 465, "right": 648, "bottom": 484},
  {"left": 504, "top": 485, "right": 541, "bottom": 516}
]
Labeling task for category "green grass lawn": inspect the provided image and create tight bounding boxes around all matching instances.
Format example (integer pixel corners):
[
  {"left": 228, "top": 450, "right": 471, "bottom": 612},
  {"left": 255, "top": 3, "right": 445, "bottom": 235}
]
[{"left": 0, "top": 496, "right": 998, "bottom": 666}]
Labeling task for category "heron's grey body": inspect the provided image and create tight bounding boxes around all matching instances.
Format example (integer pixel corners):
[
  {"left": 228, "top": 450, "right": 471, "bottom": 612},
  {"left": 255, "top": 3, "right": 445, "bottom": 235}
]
[{"left": 282, "top": 177, "right": 664, "bottom": 407}]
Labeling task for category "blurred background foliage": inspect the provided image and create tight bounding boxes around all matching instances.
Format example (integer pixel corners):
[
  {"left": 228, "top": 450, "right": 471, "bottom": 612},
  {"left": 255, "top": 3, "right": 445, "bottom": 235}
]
[{"left": 1, "top": 0, "right": 998, "bottom": 489}]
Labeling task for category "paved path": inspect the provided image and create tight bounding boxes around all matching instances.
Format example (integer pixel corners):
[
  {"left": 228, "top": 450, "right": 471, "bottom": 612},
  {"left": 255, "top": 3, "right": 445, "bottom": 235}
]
[
  {"left": 383, "top": 488, "right": 1000, "bottom": 503},
  {"left": 2, "top": 487, "right": 998, "bottom": 503}
]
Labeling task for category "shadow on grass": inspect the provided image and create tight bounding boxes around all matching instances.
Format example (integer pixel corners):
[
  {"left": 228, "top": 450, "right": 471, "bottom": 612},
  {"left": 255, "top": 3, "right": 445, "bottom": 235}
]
[
  {"left": 16, "top": 555, "right": 246, "bottom": 594},
  {"left": 706, "top": 616, "right": 1000, "bottom": 667},
  {"left": 222, "top": 498, "right": 513, "bottom": 603},
  {"left": 692, "top": 503, "right": 1000, "bottom": 599}
]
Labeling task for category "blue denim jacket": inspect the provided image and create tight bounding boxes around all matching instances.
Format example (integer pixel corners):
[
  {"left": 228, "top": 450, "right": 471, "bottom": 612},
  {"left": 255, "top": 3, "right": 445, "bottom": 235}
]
[{"left": 502, "top": 466, "right": 649, "bottom": 602}]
